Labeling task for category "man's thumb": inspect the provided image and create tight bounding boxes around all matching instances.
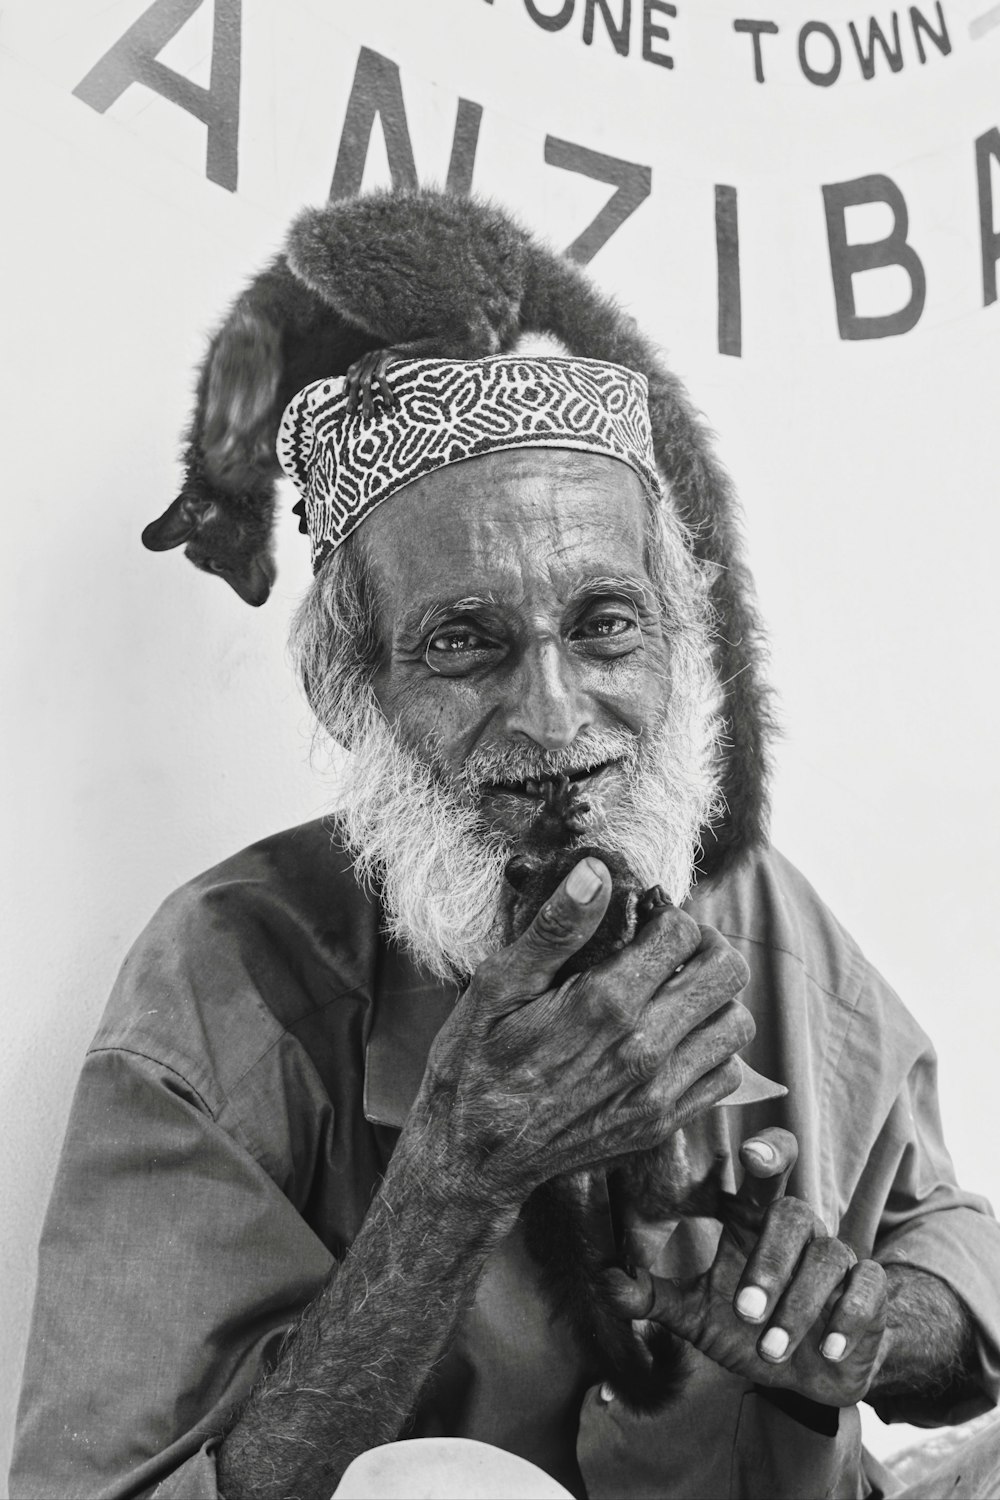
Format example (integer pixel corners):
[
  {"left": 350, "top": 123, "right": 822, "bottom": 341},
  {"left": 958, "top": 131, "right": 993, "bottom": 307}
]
[{"left": 510, "top": 856, "right": 612, "bottom": 990}]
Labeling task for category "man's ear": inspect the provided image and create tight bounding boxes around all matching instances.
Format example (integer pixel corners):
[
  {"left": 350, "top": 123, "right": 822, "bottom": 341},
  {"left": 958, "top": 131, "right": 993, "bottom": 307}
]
[
  {"left": 141, "top": 495, "right": 216, "bottom": 551},
  {"left": 213, "top": 551, "right": 275, "bottom": 607}
]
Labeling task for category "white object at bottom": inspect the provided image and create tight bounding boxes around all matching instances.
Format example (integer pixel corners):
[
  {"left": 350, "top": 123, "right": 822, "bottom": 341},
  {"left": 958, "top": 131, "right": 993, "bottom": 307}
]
[{"left": 332, "top": 1436, "right": 575, "bottom": 1499}]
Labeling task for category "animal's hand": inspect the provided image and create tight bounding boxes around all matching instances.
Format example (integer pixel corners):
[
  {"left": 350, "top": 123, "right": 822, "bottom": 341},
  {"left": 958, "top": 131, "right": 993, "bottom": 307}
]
[
  {"left": 345, "top": 348, "right": 400, "bottom": 420},
  {"left": 344, "top": 338, "right": 458, "bottom": 419},
  {"left": 407, "top": 857, "right": 755, "bottom": 1212},
  {"left": 605, "top": 1128, "right": 889, "bottom": 1407}
]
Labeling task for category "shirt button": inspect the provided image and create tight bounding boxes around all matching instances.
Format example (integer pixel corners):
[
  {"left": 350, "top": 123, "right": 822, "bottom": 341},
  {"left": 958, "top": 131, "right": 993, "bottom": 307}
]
[{"left": 598, "top": 1381, "right": 615, "bottom": 1404}]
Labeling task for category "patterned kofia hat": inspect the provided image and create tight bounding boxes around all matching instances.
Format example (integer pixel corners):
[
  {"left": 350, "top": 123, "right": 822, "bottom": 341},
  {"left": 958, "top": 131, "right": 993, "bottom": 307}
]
[{"left": 276, "top": 355, "right": 663, "bottom": 571}]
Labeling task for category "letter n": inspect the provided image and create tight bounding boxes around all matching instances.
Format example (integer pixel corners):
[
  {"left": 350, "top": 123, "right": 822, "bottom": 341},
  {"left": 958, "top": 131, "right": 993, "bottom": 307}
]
[
  {"left": 822, "top": 174, "right": 926, "bottom": 339},
  {"left": 977, "top": 129, "right": 1000, "bottom": 307},
  {"left": 73, "top": 0, "right": 241, "bottom": 192},
  {"left": 329, "top": 48, "right": 418, "bottom": 200}
]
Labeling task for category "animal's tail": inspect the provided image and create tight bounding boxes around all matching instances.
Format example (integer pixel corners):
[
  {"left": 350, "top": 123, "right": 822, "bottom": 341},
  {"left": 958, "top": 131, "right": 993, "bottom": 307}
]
[
  {"left": 521, "top": 1175, "right": 687, "bottom": 1414},
  {"left": 520, "top": 254, "right": 776, "bottom": 877}
]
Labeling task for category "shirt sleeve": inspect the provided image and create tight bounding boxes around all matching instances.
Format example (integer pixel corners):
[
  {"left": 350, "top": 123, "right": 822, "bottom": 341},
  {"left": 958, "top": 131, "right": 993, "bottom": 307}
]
[
  {"left": 10, "top": 1045, "right": 335, "bottom": 1500},
  {"left": 868, "top": 1046, "right": 1000, "bottom": 1425}
]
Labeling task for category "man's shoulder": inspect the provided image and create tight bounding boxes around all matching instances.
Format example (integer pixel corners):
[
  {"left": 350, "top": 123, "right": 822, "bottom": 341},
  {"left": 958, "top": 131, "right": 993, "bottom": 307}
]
[
  {"left": 691, "top": 844, "right": 863, "bottom": 986},
  {"left": 91, "top": 818, "right": 382, "bottom": 1109},
  {"left": 690, "top": 844, "right": 927, "bottom": 1051}
]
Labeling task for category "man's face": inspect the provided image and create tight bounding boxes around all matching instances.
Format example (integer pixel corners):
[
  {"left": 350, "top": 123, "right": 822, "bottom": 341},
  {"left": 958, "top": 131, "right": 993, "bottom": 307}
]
[{"left": 365, "top": 447, "right": 672, "bottom": 837}]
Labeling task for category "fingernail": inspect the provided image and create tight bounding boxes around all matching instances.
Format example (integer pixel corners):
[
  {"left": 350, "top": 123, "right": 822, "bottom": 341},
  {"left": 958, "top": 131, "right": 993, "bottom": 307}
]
[
  {"left": 743, "top": 1140, "right": 775, "bottom": 1166},
  {"left": 566, "top": 859, "right": 603, "bottom": 904},
  {"left": 735, "top": 1286, "right": 768, "bottom": 1322},
  {"left": 760, "top": 1327, "right": 789, "bottom": 1362},
  {"left": 822, "top": 1333, "right": 847, "bottom": 1362}
]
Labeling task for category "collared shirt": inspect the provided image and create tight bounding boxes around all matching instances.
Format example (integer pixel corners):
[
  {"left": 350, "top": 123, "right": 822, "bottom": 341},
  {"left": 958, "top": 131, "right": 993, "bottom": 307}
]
[{"left": 11, "top": 821, "right": 1000, "bottom": 1499}]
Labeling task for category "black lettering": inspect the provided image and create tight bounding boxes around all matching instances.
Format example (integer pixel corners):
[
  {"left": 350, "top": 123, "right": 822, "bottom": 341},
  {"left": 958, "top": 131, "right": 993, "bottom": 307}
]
[
  {"left": 975, "top": 128, "right": 1000, "bottom": 306},
  {"left": 329, "top": 47, "right": 418, "bottom": 200},
  {"left": 848, "top": 13, "right": 904, "bottom": 78},
  {"left": 446, "top": 100, "right": 483, "bottom": 195},
  {"left": 910, "top": 2, "right": 951, "bottom": 62},
  {"left": 643, "top": 0, "right": 676, "bottom": 66},
  {"left": 524, "top": 0, "right": 576, "bottom": 30},
  {"left": 72, "top": 0, "right": 241, "bottom": 191},
  {"left": 733, "top": 19, "right": 780, "bottom": 83},
  {"left": 583, "top": 0, "right": 631, "bottom": 54},
  {"left": 823, "top": 174, "right": 926, "bottom": 339},
  {"left": 798, "top": 21, "right": 842, "bottom": 85},
  {"left": 545, "top": 138, "right": 651, "bottom": 262},
  {"left": 715, "top": 185, "right": 742, "bottom": 357}
]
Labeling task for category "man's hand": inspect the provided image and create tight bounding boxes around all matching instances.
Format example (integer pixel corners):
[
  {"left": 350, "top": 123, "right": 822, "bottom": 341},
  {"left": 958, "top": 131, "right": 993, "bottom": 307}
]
[
  {"left": 409, "top": 856, "right": 755, "bottom": 1210},
  {"left": 605, "top": 1128, "right": 891, "bottom": 1408}
]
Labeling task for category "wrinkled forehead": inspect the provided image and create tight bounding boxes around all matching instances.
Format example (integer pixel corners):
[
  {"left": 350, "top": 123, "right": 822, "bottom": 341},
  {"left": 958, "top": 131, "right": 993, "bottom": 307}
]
[{"left": 359, "top": 446, "right": 652, "bottom": 623}]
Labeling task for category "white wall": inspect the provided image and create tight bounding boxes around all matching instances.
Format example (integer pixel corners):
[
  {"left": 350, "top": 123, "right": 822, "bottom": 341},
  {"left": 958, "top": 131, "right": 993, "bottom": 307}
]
[{"left": 3, "top": 0, "right": 999, "bottom": 1477}]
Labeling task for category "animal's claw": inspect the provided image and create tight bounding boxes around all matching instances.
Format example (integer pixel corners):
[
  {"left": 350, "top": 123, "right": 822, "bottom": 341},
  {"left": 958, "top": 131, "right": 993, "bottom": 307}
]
[
  {"left": 637, "top": 885, "right": 673, "bottom": 924},
  {"left": 345, "top": 347, "right": 401, "bottom": 420}
]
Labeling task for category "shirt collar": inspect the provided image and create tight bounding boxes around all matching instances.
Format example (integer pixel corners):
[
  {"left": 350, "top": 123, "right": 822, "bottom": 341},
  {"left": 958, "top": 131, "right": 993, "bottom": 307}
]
[{"left": 363, "top": 940, "right": 459, "bottom": 1128}]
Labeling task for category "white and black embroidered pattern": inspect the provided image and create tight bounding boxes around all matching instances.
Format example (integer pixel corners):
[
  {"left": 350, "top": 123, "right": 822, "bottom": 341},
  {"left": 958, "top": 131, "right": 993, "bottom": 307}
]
[{"left": 276, "top": 356, "right": 663, "bottom": 571}]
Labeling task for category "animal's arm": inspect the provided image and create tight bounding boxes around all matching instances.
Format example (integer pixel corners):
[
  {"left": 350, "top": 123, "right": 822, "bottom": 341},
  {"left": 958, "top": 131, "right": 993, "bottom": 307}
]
[{"left": 868, "top": 1265, "right": 978, "bottom": 1415}]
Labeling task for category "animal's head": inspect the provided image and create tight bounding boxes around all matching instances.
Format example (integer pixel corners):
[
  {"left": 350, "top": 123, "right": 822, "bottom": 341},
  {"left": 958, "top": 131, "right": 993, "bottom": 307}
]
[
  {"left": 142, "top": 478, "right": 276, "bottom": 606},
  {"left": 501, "top": 776, "right": 640, "bottom": 978}
]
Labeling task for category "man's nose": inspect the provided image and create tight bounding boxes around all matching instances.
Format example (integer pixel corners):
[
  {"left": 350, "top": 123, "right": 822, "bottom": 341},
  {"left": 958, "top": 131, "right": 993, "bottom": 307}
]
[{"left": 503, "top": 640, "right": 594, "bottom": 752}]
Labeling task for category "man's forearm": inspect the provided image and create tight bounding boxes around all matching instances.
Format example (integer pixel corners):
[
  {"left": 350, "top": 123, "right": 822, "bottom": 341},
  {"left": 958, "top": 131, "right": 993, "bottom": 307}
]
[
  {"left": 217, "top": 1119, "right": 515, "bottom": 1500},
  {"left": 868, "top": 1265, "right": 977, "bottom": 1416}
]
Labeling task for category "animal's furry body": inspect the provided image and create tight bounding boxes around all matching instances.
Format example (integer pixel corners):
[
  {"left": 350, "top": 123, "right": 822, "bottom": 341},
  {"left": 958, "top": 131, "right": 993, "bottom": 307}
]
[{"left": 144, "top": 186, "right": 772, "bottom": 871}]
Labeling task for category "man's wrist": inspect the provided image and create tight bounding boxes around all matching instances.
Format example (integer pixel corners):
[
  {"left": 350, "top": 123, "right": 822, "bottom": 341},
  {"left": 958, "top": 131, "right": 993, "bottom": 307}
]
[
  {"left": 865, "top": 1264, "right": 976, "bottom": 1405},
  {"left": 387, "top": 1109, "right": 521, "bottom": 1241}
]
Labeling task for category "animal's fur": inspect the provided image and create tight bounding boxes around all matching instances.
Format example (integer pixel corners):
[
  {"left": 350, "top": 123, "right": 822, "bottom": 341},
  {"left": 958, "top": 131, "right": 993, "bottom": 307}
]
[
  {"left": 521, "top": 1173, "right": 689, "bottom": 1413},
  {"left": 145, "top": 186, "right": 773, "bottom": 876}
]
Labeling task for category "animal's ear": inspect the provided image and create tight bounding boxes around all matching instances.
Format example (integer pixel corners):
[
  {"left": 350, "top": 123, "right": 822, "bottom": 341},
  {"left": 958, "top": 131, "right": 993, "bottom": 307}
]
[
  {"left": 212, "top": 550, "right": 276, "bottom": 607},
  {"left": 141, "top": 495, "right": 216, "bottom": 552}
]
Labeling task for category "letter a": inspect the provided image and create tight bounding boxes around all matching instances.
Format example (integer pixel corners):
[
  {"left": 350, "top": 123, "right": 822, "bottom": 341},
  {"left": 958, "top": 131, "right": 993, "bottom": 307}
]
[
  {"left": 73, "top": 0, "right": 241, "bottom": 192},
  {"left": 822, "top": 174, "right": 926, "bottom": 339},
  {"left": 329, "top": 48, "right": 418, "bottom": 200}
]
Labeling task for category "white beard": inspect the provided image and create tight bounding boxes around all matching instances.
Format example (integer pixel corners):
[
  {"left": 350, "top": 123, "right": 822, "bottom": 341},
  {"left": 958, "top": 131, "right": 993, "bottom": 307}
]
[{"left": 335, "top": 667, "right": 722, "bottom": 984}]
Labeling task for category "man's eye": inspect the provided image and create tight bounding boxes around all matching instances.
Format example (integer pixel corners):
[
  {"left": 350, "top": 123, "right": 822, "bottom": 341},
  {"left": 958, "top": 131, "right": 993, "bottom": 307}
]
[
  {"left": 427, "top": 629, "right": 490, "bottom": 654},
  {"left": 585, "top": 616, "right": 633, "bottom": 637},
  {"left": 571, "top": 610, "right": 641, "bottom": 651},
  {"left": 424, "top": 624, "right": 501, "bottom": 675}
]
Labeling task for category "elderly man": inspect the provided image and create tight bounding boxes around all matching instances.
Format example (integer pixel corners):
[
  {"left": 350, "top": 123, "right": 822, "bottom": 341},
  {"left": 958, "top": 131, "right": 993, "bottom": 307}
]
[{"left": 11, "top": 356, "right": 1000, "bottom": 1500}]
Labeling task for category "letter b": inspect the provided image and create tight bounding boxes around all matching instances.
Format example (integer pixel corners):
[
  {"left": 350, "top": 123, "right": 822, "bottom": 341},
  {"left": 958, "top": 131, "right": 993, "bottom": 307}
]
[{"left": 822, "top": 174, "right": 926, "bottom": 339}]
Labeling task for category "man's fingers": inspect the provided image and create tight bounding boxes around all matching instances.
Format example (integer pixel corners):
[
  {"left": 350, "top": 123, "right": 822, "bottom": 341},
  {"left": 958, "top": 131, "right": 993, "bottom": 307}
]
[
  {"left": 737, "top": 1128, "right": 798, "bottom": 1210},
  {"left": 819, "top": 1259, "right": 888, "bottom": 1363},
  {"left": 616, "top": 907, "right": 719, "bottom": 998},
  {"left": 653, "top": 1057, "right": 746, "bottom": 1132},
  {"left": 755, "top": 1236, "right": 857, "bottom": 1364},
  {"left": 733, "top": 1195, "right": 821, "bottom": 1327},
  {"left": 481, "top": 857, "right": 612, "bottom": 1007}
]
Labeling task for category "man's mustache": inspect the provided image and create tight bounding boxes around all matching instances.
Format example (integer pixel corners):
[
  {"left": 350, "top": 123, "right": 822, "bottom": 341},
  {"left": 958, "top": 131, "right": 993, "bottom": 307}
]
[{"left": 460, "top": 728, "right": 643, "bottom": 791}]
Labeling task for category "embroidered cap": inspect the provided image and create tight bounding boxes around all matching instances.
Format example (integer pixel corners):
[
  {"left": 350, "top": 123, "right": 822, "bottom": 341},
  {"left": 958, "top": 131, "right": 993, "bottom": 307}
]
[{"left": 276, "top": 355, "right": 663, "bottom": 571}]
